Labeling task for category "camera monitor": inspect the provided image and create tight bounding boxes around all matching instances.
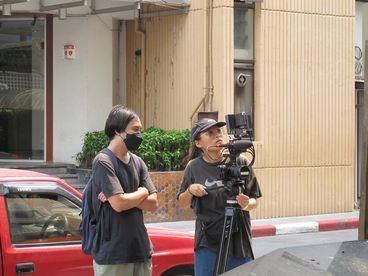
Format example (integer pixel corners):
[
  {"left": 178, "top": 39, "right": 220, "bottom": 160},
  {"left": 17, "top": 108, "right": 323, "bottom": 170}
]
[{"left": 225, "top": 112, "right": 253, "bottom": 139}]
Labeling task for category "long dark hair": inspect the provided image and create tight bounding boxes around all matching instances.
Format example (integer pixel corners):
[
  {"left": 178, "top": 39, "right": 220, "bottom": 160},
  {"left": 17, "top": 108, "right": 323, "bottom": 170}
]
[
  {"left": 104, "top": 105, "right": 138, "bottom": 140},
  {"left": 183, "top": 140, "right": 203, "bottom": 166}
]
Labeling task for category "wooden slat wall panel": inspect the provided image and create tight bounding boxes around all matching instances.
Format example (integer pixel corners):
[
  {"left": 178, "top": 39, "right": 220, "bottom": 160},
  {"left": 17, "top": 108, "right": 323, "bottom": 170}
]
[
  {"left": 126, "top": 0, "right": 237, "bottom": 130},
  {"left": 126, "top": 0, "right": 356, "bottom": 219},
  {"left": 251, "top": 166, "right": 355, "bottom": 219},
  {"left": 262, "top": 0, "right": 355, "bottom": 16},
  {"left": 212, "top": 5, "right": 234, "bottom": 117},
  {"left": 126, "top": 21, "right": 140, "bottom": 116},
  {"left": 127, "top": 4, "right": 210, "bottom": 130},
  {"left": 260, "top": 10, "right": 355, "bottom": 168},
  {"left": 251, "top": 1, "right": 355, "bottom": 218},
  {"left": 144, "top": 12, "right": 205, "bottom": 129}
]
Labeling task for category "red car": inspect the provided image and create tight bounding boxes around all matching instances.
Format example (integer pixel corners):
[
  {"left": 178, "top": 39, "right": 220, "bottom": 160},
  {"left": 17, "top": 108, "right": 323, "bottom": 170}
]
[{"left": 0, "top": 169, "right": 194, "bottom": 276}]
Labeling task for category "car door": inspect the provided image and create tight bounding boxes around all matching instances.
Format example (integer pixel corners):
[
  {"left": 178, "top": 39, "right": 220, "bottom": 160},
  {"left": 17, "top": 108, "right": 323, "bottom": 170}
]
[{"left": 0, "top": 181, "right": 93, "bottom": 276}]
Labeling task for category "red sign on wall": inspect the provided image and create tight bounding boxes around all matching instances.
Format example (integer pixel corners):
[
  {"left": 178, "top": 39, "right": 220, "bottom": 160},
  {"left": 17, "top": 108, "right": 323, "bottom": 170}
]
[{"left": 64, "top": 44, "right": 76, "bottom": 59}]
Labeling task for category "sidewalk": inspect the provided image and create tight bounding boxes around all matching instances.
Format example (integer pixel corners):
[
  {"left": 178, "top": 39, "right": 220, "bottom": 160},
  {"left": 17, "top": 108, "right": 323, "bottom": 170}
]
[
  {"left": 147, "top": 210, "right": 360, "bottom": 238},
  {"left": 250, "top": 210, "right": 359, "bottom": 237}
]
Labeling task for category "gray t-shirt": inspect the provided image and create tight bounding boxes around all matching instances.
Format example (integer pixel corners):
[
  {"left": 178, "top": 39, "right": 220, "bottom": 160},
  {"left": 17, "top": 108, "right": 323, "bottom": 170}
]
[
  {"left": 178, "top": 156, "right": 262, "bottom": 258},
  {"left": 91, "top": 151, "right": 157, "bottom": 265}
]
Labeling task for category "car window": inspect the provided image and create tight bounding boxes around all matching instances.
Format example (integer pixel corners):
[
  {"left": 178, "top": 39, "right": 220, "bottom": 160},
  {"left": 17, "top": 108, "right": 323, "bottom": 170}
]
[{"left": 6, "top": 192, "right": 81, "bottom": 245}]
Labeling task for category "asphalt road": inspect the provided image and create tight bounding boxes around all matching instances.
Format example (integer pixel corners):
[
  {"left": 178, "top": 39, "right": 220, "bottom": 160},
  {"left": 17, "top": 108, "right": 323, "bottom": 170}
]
[
  {"left": 148, "top": 221, "right": 362, "bottom": 274},
  {"left": 148, "top": 221, "right": 359, "bottom": 262},
  {"left": 253, "top": 228, "right": 358, "bottom": 259}
]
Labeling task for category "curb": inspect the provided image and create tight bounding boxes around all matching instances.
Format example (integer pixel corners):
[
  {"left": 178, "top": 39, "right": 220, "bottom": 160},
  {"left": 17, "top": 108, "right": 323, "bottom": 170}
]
[{"left": 251, "top": 217, "right": 359, "bottom": 238}]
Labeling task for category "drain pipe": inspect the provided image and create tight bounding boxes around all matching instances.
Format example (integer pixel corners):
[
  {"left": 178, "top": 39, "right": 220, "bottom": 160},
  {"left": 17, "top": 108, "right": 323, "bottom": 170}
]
[
  {"left": 190, "top": 0, "right": 214, "bottom": 126},
  {"left": 207, "top": 0, "right": 214, "bottom": 111},
  {"left": 135, "top": 2, "right": 146, "bottom": 127}
]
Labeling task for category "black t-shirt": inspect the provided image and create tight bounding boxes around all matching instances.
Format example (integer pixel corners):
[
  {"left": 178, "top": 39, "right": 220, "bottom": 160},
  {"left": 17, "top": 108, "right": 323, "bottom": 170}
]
[
  {"left": 91, "top": 151, "right": 157, "bottom": 265},
  {"left": 177, "top": 156, "right": 262, "bottom": 258}
]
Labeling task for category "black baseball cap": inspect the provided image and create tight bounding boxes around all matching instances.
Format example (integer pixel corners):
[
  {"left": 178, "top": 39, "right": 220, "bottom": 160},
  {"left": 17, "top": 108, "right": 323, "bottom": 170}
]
[{"left": 191, "top": 118, "right": 226, "bottom": 141}]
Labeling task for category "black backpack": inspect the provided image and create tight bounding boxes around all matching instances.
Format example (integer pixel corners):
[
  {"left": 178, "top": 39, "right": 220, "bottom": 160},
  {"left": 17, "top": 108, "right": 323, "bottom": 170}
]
[{"left": 80, "top": 148, "right": 142, "bottom": 255}]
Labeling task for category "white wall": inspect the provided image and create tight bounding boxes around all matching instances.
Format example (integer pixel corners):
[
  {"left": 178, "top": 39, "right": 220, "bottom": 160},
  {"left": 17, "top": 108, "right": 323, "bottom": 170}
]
[{"left": 53, "top": 16, "right": 114, "bottom": 163}]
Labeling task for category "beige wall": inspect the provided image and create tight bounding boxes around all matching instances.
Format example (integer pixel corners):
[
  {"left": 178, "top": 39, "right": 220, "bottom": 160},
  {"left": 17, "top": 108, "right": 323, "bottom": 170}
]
[
  {"left": 126, "top": 0, "right": 356, "bottom": 219},
  {"left": 252, "top": 0, "right": 355, "bottom": 218},
  {"left": 126, "top": 0, "right": 235, "bottom": 130}
]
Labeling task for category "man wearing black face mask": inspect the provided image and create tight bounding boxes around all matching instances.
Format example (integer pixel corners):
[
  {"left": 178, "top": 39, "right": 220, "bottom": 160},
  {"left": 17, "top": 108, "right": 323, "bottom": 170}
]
[{"left": 90, "top": 105, "right": 158, "bottom": 276}]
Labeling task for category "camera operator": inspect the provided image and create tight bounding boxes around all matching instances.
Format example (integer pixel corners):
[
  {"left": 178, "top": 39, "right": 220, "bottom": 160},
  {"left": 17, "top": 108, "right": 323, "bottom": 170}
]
[{"left": 177, "top": 118, "right": 262, "bottom": 276}]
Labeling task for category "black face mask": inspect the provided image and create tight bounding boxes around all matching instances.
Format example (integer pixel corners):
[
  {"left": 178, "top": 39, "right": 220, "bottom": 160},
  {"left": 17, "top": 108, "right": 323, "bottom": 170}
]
[{"left": 124, "top": 132, "right": 143, "bottom": 151}]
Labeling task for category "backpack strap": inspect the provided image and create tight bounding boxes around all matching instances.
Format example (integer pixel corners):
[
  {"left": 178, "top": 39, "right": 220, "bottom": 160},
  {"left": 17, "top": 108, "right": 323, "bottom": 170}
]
[
  {"left": 84, "top": 180, "right": 103, "bottom": 220},
  {"left": 100, "top": 148, "right": 119, "bottom": 174}
]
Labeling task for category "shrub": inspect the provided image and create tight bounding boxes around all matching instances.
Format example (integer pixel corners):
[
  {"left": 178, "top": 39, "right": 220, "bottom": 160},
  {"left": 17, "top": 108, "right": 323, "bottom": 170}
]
[
  {"left": 75, "top": 128, "right": 191, "bottom": 171},
  {"left": 136, "top": 128, "right": 191, "bottom": 171},
  {"left": 75, "top": 131, "right": 109, "bottom": 168}
]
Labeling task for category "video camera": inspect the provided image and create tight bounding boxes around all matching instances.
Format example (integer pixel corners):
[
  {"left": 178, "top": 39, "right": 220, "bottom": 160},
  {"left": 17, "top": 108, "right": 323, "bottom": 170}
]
[
  {"left": 212, "top": 113, "right": 257, "bottom": 275},
  {"left": 217, "top": 112, "right": 255, "bottom": 197}
]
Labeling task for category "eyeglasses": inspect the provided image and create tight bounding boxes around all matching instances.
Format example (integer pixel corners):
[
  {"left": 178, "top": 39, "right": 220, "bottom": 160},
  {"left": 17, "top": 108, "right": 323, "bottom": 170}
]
[{"left": 200, "top": 128, "right": 223, "bottom": 138}]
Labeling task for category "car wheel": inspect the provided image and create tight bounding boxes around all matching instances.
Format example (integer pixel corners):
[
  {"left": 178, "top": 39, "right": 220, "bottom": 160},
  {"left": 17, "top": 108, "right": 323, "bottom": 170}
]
[{"left": 161, "top": 265, "right": 194, "bottom": 276}]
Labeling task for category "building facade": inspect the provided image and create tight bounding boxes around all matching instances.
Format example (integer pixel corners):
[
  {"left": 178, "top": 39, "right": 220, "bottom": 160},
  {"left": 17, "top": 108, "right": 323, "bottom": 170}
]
[
  {"left": 126, "top": 0, "right": 356, "bottom": 219},
  {"left": 0, "top": 0, "right": 361, "bottom": 219}
]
